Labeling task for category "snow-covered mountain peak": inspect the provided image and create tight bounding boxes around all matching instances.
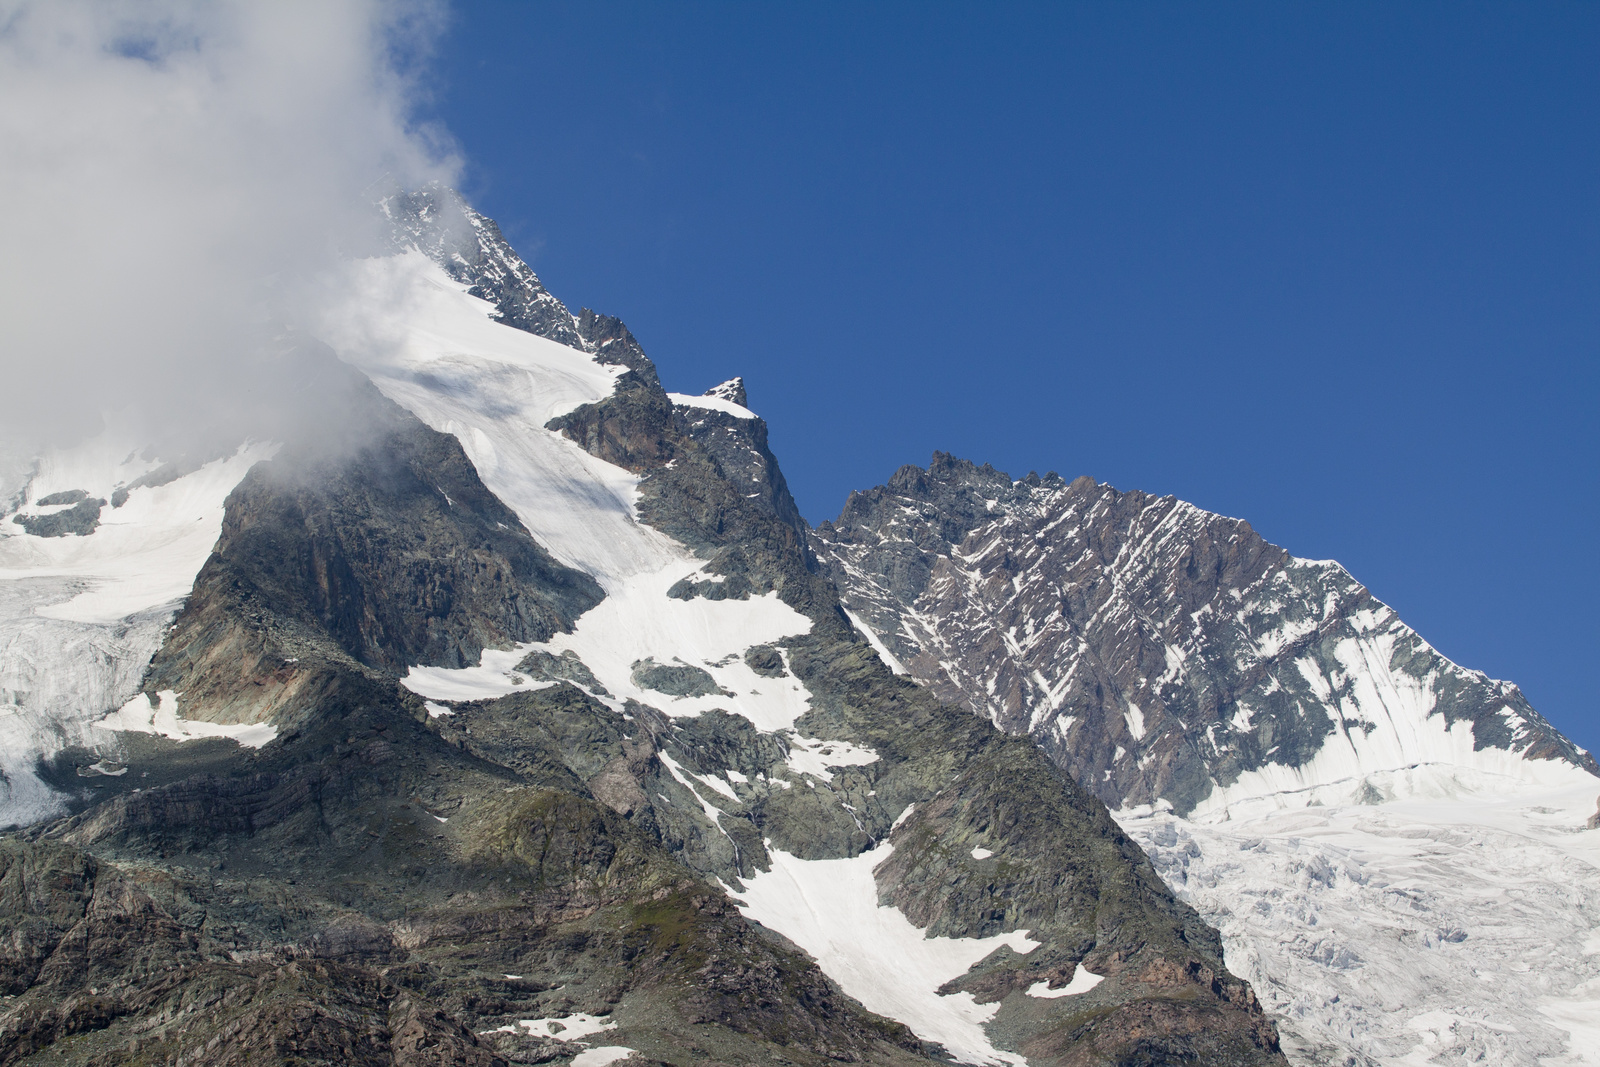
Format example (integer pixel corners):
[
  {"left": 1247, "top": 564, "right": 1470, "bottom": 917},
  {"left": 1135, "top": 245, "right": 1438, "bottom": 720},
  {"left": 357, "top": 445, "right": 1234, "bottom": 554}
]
[{"left": 703, "top": 376, "right": 748, "bottom": 406}]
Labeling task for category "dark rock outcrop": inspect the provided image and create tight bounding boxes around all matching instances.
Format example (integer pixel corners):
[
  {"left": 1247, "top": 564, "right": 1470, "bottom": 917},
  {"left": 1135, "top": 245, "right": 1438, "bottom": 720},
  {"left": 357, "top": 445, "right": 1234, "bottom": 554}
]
[
  {"left": 142, "top": 362, "right": 601, "bottom": 729},
  {"left": 12, "top": 496, "right": 105, "bottom": 537}
]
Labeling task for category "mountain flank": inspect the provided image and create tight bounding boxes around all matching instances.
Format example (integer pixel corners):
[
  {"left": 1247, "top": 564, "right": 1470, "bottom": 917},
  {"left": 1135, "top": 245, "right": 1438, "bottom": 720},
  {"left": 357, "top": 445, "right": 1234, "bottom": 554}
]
[{"left": 0, "top": 192, "right": 1287, "bottom": 1066}]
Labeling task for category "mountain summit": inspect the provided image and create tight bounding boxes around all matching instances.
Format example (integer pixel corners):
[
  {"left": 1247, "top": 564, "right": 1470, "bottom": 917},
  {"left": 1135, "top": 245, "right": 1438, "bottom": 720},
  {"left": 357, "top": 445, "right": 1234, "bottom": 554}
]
[
  {"left": 812, "top": 451, "right": 1594, "bottom": 818},
  {"left": 0, "top": 195, "right": 1288, "bottom": 1066}
]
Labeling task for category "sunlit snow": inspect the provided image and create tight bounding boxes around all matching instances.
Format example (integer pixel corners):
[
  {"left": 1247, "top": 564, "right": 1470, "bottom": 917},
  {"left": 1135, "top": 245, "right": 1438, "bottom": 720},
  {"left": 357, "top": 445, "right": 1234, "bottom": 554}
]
[
  {"left": 485, "top": 1013, "right": 616, "bottom": 1041},
  {"left": 1025, "top": 966, "right": 1102, "bottom": 998},
  {"left": 97, "top": 690, "right": 277, "bottom": 749},
  {"left": 667, "top": 391, "right": 756, "bottom": 420}
]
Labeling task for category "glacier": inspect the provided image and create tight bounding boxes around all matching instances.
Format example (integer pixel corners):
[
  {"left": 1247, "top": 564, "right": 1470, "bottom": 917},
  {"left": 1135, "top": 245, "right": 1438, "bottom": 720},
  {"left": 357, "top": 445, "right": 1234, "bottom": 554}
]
[{"left": 0, "top": 436, "right": 275, "bottom": 825}]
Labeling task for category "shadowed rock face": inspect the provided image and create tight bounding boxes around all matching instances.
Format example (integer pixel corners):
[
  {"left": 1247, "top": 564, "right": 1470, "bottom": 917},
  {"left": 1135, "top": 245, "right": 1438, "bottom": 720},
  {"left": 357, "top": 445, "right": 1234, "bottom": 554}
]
[
  {"left": 811, "top": 452, "right": 1595, "bottom": 814},
  {"left": 140, "top": 366, "right": 603, "bottom": 731},
  {"left": 0, "top": 197, "right": 1289, "bottom": 1067}
]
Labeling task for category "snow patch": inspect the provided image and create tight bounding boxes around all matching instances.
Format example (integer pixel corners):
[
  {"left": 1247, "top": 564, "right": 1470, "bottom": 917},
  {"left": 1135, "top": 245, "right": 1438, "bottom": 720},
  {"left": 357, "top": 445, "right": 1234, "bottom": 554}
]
[
  {"left": 487, "top": 1013, "right": 615, "bottom": 1041},
  {"left": 667, "top": 391, "right": 757, "bottom": 420},
  {"left": 571, "top": 1049, "right": 634, "bottom": 1067},
  {"left": 1124, "top": 702, "right": 1146, "bottom": 742},
  {"left": 98, "top": 691, "right": 277, "bottom": 749},
  {"left": 785, "top": 734, "right": 879, "bottom": 782},
  {"left": 1026, "top": 966, "right": 1103, "bottom": 998},
  {"left": 735, "top": 843, "right": 1036, "bottom": 1066}
]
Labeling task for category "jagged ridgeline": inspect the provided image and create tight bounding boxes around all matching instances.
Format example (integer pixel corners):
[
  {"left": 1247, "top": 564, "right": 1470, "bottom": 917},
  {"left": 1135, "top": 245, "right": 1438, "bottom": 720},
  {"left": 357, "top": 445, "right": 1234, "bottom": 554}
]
[
  {"left": 0, "top": 187, "right": 1285, "bottom": 1066},
  {"left": 810, "top": 452, "right": 1595, "bottom": 817}
]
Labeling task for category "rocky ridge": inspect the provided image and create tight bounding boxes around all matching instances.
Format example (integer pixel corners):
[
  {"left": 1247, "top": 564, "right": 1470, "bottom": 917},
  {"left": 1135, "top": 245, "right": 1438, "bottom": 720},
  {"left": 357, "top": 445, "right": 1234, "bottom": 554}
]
[{"left": 811, "top": 452, "right": 1594, "bottom": 816}]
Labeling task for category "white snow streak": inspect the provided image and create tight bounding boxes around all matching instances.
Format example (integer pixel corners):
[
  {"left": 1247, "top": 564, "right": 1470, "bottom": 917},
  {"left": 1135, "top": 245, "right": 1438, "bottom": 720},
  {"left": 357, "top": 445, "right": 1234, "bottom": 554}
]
[
  {"left": 843, "top": 606, "right": 909, "bottom": 675},
  {"left": 734, "top": 843, "right": 1036, "bottom": 1066},
  {"left": 667, "top": 392, "right": 756, "bottom": 420}
]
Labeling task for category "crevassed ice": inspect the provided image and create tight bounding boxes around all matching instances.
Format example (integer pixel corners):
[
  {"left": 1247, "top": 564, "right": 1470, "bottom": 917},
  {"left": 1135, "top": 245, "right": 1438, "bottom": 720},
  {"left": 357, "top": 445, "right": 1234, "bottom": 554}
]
[
  {"left": 0, "top": 437, "right": 277, "bottom": 826},
  {"left": 1119, "top": 779, "right": 1600, "bottom": 1067}
]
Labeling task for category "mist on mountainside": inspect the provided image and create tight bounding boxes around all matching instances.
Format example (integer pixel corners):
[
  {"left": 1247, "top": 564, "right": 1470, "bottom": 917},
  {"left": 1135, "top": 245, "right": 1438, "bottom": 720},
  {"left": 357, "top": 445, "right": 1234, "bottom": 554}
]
[{"left": 0, "top": 0, "right": 456, "bottom": 486}]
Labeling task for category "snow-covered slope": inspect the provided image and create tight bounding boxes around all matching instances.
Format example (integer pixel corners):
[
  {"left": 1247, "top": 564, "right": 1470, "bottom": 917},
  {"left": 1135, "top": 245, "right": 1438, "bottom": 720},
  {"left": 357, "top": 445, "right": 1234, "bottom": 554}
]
[
  {"left": 317, "top": 251, "right": 821, "bottom": 731},
  {"left": 815, "top": 453, "right": 1600, "bottom": 1066}
]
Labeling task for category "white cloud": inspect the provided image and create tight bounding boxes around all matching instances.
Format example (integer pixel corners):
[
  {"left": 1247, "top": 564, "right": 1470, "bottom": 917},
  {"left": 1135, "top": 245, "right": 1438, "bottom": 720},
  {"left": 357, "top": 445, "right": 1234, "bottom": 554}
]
[{"left": 0, "top": 0, "right": 457, "bottom": 446}]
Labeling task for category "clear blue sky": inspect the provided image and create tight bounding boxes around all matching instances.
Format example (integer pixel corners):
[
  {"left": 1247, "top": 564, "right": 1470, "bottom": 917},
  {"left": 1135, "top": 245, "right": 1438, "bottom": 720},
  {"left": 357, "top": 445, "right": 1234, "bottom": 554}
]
[{"left": 426, "top": 2, "right": 1598, "bottom": 753}]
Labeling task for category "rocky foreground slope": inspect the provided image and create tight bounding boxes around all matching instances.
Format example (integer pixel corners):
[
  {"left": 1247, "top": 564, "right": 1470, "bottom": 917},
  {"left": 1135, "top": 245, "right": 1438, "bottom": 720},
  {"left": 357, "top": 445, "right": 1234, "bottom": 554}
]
[
  {"left": 0, "top": 189, "right": 1285, "bottom": 1066},
  {"left": 813, "top": 454, "right": 1600, "bottom": 1066}
]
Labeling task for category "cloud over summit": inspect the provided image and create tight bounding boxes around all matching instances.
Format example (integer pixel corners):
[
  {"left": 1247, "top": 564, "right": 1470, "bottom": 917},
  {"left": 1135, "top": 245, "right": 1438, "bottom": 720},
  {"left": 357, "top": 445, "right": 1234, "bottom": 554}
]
[{"left": 0, "top": 0, "right": 457, "bottom": 445}]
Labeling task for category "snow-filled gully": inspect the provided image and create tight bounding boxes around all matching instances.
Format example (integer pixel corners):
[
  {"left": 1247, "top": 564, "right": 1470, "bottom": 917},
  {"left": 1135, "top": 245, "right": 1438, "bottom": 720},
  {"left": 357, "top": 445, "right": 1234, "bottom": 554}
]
[{"left": 731, "top": 843, "right": 1038, "bottom": 1067}]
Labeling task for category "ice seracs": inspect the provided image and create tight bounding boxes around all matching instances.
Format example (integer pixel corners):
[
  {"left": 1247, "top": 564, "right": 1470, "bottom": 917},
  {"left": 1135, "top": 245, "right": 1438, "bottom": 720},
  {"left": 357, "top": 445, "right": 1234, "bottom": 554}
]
[{"left": 1121, "top": 778, "right": 1600, "bottom": 1066}]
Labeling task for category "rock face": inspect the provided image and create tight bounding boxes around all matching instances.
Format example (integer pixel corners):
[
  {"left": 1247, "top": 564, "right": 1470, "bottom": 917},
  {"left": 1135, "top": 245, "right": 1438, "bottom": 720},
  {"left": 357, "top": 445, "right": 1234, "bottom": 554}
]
[
  {"left": 812, "top": 452, "right": 1596, "bottom": 815},
  {"left": 11, "top": 494, "right": 105, "bottom": 537},
  {"left": 141, "top": 365, "right": 602, "bottom": 731},
  {"left": 0, "top": 195, "right": 1289, "bottom": 1066}
]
